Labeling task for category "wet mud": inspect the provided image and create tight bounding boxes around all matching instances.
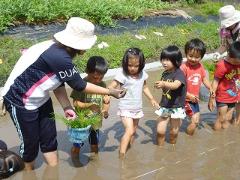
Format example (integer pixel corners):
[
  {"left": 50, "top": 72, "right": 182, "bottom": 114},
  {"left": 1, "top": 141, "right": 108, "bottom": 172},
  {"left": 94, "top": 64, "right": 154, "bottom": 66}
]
[{"left": 1, "top": 68, "right": 240, "bottom": 179}]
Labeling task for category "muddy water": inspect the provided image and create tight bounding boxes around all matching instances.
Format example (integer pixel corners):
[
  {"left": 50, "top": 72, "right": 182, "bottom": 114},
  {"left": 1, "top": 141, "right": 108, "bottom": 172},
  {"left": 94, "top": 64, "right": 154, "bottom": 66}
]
[{"left": 1, "top": 68, "right": 240, "bottom": 180}]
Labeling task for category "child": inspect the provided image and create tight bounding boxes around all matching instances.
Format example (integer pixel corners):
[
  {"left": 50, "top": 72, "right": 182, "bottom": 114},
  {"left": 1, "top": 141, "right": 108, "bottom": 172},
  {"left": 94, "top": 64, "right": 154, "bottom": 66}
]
[
  {"left": 180, "top": 38, "right": 214, "bottom": 136},
  {"left": 154, "top": 45, "right": 186, "bottom": 146},
  {"left": 213, "top": 5, "right": 240, "bottom": 125},
  {"left": 208, "top": 41, "right": 240, "bottom": 130},
  {"left": 70, "top": 56, "right": 110, "bottom": 155},
  {"left": 108, "top": 47, "right": 159, "bottom": 158}
]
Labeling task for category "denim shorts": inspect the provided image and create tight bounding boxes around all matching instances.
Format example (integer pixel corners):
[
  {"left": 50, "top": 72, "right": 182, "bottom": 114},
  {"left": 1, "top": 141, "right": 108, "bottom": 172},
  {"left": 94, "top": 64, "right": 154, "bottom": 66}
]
[{"left": 185, "top": 102, "right": 200, "bottom": 116}]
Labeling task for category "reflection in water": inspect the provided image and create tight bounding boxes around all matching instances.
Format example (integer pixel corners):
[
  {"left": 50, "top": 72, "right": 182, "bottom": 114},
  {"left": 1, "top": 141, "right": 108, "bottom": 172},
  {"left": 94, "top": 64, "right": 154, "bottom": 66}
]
[{"left": 42, "top": 165, "right": 59, "bottom": 180}]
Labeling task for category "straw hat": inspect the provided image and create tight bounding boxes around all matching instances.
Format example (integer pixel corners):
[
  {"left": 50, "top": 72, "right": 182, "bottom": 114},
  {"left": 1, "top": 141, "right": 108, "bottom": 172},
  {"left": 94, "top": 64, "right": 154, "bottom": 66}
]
[
  {"left": 54, "top": 17, "right": 97, "bottom": 50},
  {"left": 219, "top": 5, "right": 240, "bottom": 28}
]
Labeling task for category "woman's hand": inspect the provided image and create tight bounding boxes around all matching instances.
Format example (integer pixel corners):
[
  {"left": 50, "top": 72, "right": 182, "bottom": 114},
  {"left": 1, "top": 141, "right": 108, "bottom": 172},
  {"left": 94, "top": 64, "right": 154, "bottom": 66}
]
[
  {"left": 109, "top": 88, "right": 127, "bottom": 99},
  {"left": 64, "top": 107, "right": 77, "bottom": 120}
]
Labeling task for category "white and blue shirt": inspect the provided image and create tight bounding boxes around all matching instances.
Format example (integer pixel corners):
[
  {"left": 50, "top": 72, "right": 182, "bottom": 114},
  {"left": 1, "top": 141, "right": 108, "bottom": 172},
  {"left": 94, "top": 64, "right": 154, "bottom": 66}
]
[{"left": 2, "top": 40, "right": 86, "bottom": 110}]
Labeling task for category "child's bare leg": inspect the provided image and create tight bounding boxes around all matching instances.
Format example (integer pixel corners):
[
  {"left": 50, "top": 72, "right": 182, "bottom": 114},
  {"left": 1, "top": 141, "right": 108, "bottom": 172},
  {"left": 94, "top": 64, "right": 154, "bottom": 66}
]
[
  {"left": 120, "top": 117, "right": 135, "bottom": 155},
  {"left": 130, "top": 119, "right": 139, "bottom": 146},
  {"left": 223, "top": 107, "right": 234, "bottom": 128},
  {"left": 169, "top": 118, "right": 181, "bottom": 144},
  {"left": 91, "top": 145, "right": 98, "bottom": 153},
  {"left": 156, "top": 117, "right": 169, "bottom": 146},
  {"left": 186, "top": 112, "right": 200, "bottom": 136},
  {"left": 214, "top": 105, "right": 228, "bottom": 130},
  {"left": 225, "top": 106, "right": 235, "bottom": 124},
  {"left": 234, "top": 103, "right": 240, "bottom": 125}
]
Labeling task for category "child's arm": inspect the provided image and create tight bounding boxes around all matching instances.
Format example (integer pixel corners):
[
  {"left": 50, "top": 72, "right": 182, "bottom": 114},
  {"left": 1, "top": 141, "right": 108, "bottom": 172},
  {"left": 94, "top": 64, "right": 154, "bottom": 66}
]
[
  {"left": 102, "top": 95, "right": 110, "bottom": 119},
  {"left": 154, "top": 80, "right": 182, "bottom": 90},
  {"left": 73, "top": 100, "right": 100, "bottom": 113},
  {"left": 186, "top": 92, "right": 199, "bottom": 103},
  {"left": 203, "top": 77, "right": 215, "bottom": 97},
  {"left": 208, "top": 78, "right": 219, "bottom": 112},
  {"left": 143, "top": 81, "right": 160, "bottom": 109},
  {"left": 107, "top": 80, "right": 121, "bottom": 89}
]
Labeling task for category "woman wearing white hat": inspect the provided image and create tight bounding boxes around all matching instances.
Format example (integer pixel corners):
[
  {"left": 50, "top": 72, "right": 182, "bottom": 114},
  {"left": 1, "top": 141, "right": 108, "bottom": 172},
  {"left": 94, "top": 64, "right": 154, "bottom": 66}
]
[
  {"left": 1, "top": 17, "right": 125, "bottom": 170},
  {"left": 214, "top": 5, "right": 240, "bottom": 59},
  {"left": 213, "top": 5, "right": 240, "bottom": 126}
]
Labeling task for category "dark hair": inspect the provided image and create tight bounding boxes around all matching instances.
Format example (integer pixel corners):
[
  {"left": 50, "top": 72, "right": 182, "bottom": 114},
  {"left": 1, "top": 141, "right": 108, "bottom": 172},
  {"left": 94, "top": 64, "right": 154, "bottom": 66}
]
[
  {"left": 228, "top": 41, "right": 240, "bottom": 59},
  {"left": 160, "top": 45, "right": 183, "bottom": 68},
  {"left": 0, "top": 140, "right": 7, "bottom": 151},
  {"left": 0, "top": 150, "right": 24, "bottom": 179},
  {"left": 185, "top": 38, "right": 206, "bottom": 58},
  {"left": 122, "top": 48, "right": 145, "bottom": 75},
  {"left": 54, "top": 40, "right": 85, "bottom": 58},
  {"left": 86, "top": 56, "right": 108, "bottom": 74}
]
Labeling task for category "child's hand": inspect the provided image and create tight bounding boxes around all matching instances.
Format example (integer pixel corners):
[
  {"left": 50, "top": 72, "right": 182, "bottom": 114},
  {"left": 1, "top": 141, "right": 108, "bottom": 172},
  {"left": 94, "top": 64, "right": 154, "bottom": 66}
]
[
  {"left": 209, "top": 90, "right": 215, "bottom": 98},
  {"left": 101, "top": 110, "right": 109, "bottom": 119},
  {"left": 188, "top": 94, "right": 199, "bottom": 103},
  {"left": 208, "top": 98, "right": 215, "bottom": 112},
  {"left": 151, "top": 99, "right": 160, "bottom": 109},
  {"left": 154, "top": 81, "right": 164, "bottom": 89},
  {"left": 103, "top": 95, "right": 111, "bottom": 104}
]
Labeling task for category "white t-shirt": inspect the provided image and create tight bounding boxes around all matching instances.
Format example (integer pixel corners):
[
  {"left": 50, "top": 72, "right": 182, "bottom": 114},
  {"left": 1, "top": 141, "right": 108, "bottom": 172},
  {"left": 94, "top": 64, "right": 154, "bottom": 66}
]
[{"left": 114, "top": 69, "right": 148, "bottom": 110}]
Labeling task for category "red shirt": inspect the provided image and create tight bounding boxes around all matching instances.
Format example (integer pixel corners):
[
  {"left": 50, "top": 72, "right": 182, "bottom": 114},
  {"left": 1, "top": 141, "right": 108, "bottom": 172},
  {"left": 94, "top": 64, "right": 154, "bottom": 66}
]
[
  {"left": 180, "top": 62, "right": 206, "bottom": 98},
  {"left": 214, "top": 59, "right": 240, "bottom": 103}
]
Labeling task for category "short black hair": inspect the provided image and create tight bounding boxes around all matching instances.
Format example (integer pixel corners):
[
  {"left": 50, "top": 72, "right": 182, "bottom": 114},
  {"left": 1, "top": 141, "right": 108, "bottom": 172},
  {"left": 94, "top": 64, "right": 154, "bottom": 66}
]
[
  {"left": 122, "top": 47, "right": 145, "bottom": 75},
  {"left": 185, "top": 38, "right": 206, "bottom": 58},
  {"left": 228, "top": 41, "right": 240, "bottom": 59},
  {"left": 86, "top": 56, "right": 108, "bottom": 74},
  {"left": 160, "top": 45, "right": 183, "bottom": 68}
]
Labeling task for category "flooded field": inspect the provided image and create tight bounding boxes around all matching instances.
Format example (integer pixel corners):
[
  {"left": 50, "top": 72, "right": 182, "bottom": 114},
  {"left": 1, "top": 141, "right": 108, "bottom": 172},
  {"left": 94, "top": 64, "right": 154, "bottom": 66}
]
[{"left": 1, "top": 68, "right": 240, "bottom": 179}]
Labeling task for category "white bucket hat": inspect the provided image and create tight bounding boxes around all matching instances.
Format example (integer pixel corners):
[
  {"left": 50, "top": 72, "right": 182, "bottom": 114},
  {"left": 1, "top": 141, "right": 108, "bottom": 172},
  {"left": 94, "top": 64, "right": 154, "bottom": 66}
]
[
  {"left": 54, "top": 17, "right": 97, "bottom": 50},
  {"left": 219, "top": 5, "right": 240, "bottom": 28}
]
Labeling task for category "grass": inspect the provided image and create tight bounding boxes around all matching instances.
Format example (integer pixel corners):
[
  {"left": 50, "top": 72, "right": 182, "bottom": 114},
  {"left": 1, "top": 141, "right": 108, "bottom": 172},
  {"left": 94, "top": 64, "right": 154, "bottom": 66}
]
[
  {"left": 0, "top": 21, "right": 219, "bottom": 86},
  {"left": 0, "top": 0, "right": 229, "bottom": 33}
]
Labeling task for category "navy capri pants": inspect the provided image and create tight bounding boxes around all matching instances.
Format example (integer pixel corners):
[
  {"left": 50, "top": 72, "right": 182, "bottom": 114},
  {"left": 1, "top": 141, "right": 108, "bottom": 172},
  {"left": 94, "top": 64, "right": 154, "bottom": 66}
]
[{"left": 4, "top": 99, "right": 57, "bottom": 162}]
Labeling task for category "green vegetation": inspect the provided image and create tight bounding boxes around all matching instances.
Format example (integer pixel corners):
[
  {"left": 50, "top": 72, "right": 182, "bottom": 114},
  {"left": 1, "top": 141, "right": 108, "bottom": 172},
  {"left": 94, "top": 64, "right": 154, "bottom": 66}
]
[
  {"left": 54, "top": 108, "right": 101, "bottom": 128},
  {"left": 0, "top": 0, "right": 226, "bottom": 32},
  {"left": 0, "top": 21, "right": 219, "bottom": 86},
  {"left": 0, "top": 0, "right": 229, "bottom": 85}
]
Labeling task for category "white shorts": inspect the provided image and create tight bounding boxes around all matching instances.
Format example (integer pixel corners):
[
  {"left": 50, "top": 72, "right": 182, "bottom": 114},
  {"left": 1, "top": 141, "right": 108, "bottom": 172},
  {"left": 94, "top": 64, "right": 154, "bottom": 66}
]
[
  {"left": 155, "top": 107, "right": 186, "bottom": 119},
  {"left": 117, "top": 109, "right": 144, "bottom": 119}
]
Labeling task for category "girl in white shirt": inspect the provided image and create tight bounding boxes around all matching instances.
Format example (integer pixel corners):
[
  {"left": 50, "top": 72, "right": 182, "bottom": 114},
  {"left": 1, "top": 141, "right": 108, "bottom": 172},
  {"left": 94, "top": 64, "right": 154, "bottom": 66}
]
[{"left": 108, "top": 47, "right": 159, "bottom": 158}]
